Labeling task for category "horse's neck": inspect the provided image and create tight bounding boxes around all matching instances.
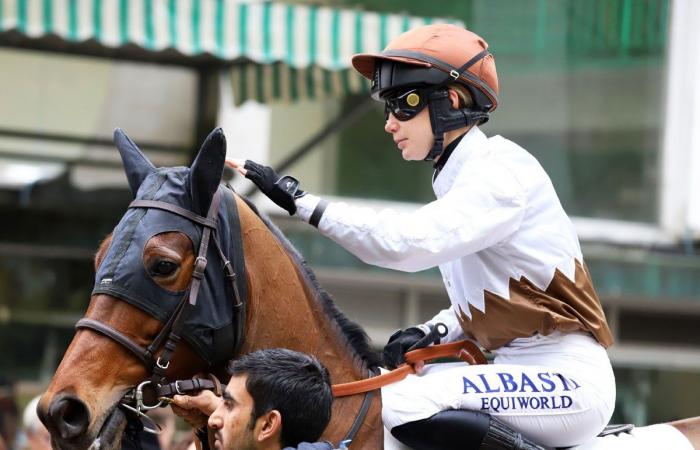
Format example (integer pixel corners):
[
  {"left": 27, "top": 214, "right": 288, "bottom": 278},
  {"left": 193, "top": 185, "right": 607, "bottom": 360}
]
[
  {"left": 236, "top": 202, "right": 366, "bottom": 384},
  {"left": 235, "top": 201, "right": 383, "bottom": 448}
]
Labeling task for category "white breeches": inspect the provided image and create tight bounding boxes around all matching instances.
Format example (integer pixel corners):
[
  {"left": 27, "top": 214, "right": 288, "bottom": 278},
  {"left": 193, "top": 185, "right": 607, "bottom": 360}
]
[{"left": 381, "top": 332, "right": 616, "bottom": 448}]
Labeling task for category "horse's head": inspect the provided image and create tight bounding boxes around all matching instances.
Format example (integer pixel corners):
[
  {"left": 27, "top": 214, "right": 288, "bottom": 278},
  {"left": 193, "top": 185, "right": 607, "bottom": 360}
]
[{"left": 39, "top": 128, "right": 247, "bottom": 450}]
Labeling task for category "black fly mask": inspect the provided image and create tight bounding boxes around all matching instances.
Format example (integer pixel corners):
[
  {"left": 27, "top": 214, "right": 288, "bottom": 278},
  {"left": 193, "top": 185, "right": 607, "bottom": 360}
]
[{"left": 86, "top": 128, "right": 248, "bottom": 370}]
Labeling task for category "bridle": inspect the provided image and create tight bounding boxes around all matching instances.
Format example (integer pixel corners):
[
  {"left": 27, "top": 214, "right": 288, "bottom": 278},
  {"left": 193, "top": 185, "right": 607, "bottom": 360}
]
[{"left": 75, "top": 187, "right": 247, "bottom": 432}]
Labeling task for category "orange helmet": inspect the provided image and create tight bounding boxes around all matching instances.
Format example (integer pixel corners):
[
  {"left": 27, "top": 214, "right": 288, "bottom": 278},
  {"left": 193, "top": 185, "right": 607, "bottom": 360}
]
[
  {"left": 352, "top": 23, "right": 499, "bottom": 113},
  {"left": 351, "top": 24, "right": 498, "bottom": 161}
]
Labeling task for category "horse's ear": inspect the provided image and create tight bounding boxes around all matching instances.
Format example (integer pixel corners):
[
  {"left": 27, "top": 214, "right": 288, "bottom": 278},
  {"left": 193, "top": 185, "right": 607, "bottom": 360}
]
[
  {"left": 190, "top": 128, "right": 226, "bottom": 215},
  {"left": 114, "top": 128, "right": 157, "bottom": 197}
]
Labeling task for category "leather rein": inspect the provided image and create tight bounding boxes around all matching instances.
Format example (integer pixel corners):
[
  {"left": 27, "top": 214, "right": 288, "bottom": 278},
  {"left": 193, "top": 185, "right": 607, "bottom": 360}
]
[
  {"left": 332, "top": 339, "right": 487, "bottom": 397},
  {"left": 74, "top": 188, "right": 247, "bottom": 433}
]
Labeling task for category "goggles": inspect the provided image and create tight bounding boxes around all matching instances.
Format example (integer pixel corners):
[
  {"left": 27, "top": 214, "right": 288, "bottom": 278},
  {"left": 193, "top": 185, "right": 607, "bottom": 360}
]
[{"left": 383, "top": 88, "right": 430, "bottom": 121}]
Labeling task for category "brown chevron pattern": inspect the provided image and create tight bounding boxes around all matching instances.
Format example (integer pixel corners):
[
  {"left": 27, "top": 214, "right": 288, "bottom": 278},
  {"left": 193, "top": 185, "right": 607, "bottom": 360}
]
[{"left": 457, "top": 259, "right": 613, "bottom": 350}]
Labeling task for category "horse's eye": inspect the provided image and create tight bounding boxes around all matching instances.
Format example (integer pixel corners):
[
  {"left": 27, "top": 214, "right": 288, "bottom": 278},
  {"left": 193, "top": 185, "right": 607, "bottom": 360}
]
[{"left": 150, "top": 260, "right": 178, "bottom": 277}]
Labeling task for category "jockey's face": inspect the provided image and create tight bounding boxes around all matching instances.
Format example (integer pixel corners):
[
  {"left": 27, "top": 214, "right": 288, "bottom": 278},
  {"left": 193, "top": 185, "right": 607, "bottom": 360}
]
[
  {"left": 384, "top": 104, "right": 434, "bottom": 161},
  {"left": 384, "top": 88, "right": 465, "bottom": 162}
]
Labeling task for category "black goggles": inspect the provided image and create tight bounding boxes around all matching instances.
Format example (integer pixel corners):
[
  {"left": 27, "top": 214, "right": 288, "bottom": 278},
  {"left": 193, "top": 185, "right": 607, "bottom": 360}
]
[{"left": 383, "top": 88, "right": 431, "bottom": 121}]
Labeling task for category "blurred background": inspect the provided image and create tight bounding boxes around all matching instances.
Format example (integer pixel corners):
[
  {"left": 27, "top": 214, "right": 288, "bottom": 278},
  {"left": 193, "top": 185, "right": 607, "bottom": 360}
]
[{"left": 1, "top": 0, "right": 699, "bottom": 446}]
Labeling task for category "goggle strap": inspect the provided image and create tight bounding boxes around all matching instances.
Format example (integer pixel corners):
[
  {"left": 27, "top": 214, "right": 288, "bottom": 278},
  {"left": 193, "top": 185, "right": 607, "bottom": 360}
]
[{"left": 450, "top": 49, "right": 491, "bottom": 81}]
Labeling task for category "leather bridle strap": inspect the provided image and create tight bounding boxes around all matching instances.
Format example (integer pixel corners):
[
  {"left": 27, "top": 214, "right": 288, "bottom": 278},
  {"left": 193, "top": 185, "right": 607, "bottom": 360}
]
[
  {"left": 337, "top": 369, "right": 377, "bottom": 449},
  {"left": 146, "top": 190, "right": 224, "bottom": 383},
  {"left": 156, "top": 374, "right": 223, "bottom": 398},
  {"left": 220, "top": 187, "right": 247, "bottom": 351},
  {"left": 128, "top": 200, "right": 218, "bottom": 229},
  {"left": 75, "top": 318, "right": 154, "bottom": 367},
  {"left": 332, "top": 340, "right": 486, "bottom": 397}
]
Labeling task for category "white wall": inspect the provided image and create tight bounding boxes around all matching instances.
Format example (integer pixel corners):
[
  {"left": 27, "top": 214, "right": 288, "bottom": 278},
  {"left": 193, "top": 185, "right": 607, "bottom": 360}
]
[
  {"left": 0, "top": 48, "right": 198, "bottom": 189},
  {"left": 0, "top": 48, "right": 197, "bottom": 145}
]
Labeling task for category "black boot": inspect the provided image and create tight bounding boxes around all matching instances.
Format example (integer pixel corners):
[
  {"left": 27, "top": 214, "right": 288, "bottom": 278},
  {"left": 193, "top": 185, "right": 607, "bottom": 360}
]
[
  {"left": 391, "top": 409, "right": 544, "bottom": 450},
  {"left": 480, "top": 416, "right": 543, "bottom": 450}
]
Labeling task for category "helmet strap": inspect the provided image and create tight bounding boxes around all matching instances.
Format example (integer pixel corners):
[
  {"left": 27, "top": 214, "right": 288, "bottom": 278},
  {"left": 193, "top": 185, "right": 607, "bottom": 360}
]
[{"left": 424, "top": 89, "right": 490, "bottom": 162}]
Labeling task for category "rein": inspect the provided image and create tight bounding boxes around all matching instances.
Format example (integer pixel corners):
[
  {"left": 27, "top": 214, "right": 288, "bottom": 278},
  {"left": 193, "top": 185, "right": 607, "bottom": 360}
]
[
  {"left": 75, "top": 187, "right": 248, "bottom": 433},
  {"left": 332, "top": 339, "right": 486, "bottom": 397}
]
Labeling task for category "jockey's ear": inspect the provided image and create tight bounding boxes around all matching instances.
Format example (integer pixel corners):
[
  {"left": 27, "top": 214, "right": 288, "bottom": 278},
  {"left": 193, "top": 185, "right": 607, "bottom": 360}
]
[
  {"left": 114, "top": 128, "right": 157, "bottom": 197},
  {"left": 190, "top": 128, "right": 226, "bottom": 216}
]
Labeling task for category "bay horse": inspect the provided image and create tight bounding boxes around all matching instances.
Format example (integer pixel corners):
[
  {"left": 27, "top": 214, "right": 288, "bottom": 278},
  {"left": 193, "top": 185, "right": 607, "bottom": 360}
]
[{"left": 38, "top": 129, "right": 700, "bottom": 450}]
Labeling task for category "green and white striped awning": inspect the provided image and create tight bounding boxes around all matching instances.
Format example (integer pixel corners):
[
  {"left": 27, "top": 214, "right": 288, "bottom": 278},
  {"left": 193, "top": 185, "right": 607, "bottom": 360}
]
[{"left": 0, "top": 0, "right": 463, "bottom": 103}]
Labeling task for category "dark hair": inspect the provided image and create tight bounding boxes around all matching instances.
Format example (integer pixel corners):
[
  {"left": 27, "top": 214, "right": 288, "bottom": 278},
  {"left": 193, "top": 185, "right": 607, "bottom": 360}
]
[{"left": 227, "top": 349, "right": 333, "bottom": 447}]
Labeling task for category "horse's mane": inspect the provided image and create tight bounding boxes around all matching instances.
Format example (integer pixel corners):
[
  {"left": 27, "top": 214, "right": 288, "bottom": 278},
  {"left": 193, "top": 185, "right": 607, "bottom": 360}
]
[{"left": 238, "top": 195, "right": 381, "bottom": 371}]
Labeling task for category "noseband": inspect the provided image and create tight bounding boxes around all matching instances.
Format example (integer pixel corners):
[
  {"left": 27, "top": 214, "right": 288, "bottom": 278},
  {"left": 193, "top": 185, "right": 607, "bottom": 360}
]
[{"left": 75, "top": 188, "right": 247, "bottom": 432}]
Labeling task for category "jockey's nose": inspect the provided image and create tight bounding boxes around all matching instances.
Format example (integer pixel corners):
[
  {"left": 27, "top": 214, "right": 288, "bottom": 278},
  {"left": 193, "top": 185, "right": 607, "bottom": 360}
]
[
  {"left": 44, "top": 394, "right": 91, "bottom": 440},
  {"left": 384, "top": 114, "right": 399, "bottom": 134}
]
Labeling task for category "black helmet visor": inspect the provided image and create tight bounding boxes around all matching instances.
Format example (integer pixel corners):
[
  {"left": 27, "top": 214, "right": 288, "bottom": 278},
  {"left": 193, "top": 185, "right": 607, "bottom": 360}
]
[{"left": 371, "top": 60, "right": 448, "bottom": 101}]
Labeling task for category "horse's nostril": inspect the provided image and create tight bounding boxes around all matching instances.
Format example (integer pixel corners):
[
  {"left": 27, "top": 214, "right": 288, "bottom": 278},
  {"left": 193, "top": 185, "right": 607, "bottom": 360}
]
[{"left": 48, "top": 396, "right": 91, "bottom": 440}]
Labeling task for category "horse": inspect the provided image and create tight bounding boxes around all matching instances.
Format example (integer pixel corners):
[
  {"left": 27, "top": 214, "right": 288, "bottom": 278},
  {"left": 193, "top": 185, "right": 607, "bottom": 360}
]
[{"left": 38, "top": 128, "right": 700, "bottom": 450}]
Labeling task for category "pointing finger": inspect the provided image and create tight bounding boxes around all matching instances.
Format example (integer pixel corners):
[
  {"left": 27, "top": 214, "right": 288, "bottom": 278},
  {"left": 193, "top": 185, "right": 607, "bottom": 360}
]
[{"left": 225, "top": 160, "right": 247, "bottom": 176}]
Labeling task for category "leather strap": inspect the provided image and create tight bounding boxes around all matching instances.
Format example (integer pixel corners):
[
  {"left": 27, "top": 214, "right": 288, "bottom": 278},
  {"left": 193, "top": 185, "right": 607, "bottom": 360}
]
[
  {"left": 129, "top": 200, "right": 217, "bottom": 229},
  {"left": 156, "top": 374, "right": 222, "bottom": 398},
  {"left": 405, "top": 339, "right": 486, "bottom": 365},
  {"left": 150, "top": 190, "right": 223, "bottom": 382},
  {"left": 75, "top": 318, "right": 153, "bottom": 367},
  {"left": 338, "top": 369, "right": 377, "bottom": 448},
  {"left": 221, "top": 187, "right": 248, "bottom": 354},
  {"left": 332, "top": 340, "right": 485, "bottom": 397},
  {"left": 452, "top": 49, "right": 491, "bottom": 80}
]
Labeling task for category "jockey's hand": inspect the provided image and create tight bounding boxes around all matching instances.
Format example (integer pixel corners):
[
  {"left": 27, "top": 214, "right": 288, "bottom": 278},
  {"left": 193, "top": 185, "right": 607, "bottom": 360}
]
[
  {"left": 231, "top": 160, "right": 305, "bottom": 215},
  {"left": 382, "top": 327, "right": 426, "bottom": 369},
  {"left": 171, "top": 390, "right": 221, "bottom": 430}
]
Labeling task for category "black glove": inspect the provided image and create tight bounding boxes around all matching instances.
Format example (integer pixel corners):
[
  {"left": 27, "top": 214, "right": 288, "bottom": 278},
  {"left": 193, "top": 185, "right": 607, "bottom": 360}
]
[
  {"left": 382, "top": 327, "right": 426, "bottom": 369},
  {"left": 243, "top": 160, "right": 305, "bottom": 215}
]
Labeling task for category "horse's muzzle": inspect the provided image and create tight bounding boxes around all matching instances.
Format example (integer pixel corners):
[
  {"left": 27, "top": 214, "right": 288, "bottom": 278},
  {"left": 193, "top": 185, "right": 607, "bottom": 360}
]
[{"left": 40, "top": 394, "right": 91, "bottom": 442}]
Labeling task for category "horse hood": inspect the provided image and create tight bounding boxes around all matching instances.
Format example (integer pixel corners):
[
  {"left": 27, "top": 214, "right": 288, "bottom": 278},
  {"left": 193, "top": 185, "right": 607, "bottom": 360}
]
[{"left": 92, "top": 128, "right": 246, "bottom": 367}]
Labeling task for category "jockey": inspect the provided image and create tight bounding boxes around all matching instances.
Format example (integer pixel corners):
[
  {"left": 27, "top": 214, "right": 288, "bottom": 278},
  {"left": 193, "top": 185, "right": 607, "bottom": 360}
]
[{"left": 235, "top": 24, "right": 615, "bottom": 450}]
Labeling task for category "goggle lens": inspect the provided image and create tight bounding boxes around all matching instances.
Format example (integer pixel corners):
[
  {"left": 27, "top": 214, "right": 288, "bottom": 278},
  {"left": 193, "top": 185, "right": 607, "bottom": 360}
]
[{"left": 384, "top": 89, "right": 428, "bottom": 121}]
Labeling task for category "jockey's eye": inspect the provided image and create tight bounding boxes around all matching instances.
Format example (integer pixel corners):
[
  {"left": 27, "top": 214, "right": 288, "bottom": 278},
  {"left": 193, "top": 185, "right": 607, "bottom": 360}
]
[{"left": 149, "top": 260, "right": 178, "bottom": 277}]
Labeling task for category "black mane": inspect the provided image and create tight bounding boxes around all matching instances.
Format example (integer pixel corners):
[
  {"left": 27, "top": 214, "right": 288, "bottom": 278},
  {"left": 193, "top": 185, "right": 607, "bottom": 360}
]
[{"left": 238, "top": 195, "right": 381, "bottom": 370}]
